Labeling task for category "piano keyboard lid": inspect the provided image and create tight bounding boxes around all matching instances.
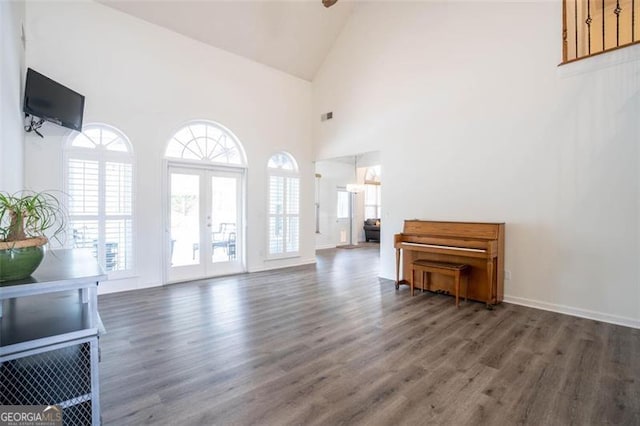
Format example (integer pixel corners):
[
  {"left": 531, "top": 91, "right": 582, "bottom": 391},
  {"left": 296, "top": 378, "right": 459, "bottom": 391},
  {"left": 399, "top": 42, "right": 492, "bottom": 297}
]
[{"left": 401, "top": 242, "right": 487, "bottom": 253}]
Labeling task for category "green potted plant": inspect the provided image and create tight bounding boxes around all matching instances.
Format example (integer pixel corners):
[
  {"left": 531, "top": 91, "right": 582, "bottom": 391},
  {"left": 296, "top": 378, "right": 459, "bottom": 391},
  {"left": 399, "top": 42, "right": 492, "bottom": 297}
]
[{"left": 0, "top": 191, "right": 66, "bottom": 282}]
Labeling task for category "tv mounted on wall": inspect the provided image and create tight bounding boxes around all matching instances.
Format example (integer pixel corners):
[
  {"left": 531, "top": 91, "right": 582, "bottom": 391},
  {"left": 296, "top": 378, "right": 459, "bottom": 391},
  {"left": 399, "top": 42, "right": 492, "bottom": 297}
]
[{"left": 23, "top": 68, "right": 85, "bottom": 134}]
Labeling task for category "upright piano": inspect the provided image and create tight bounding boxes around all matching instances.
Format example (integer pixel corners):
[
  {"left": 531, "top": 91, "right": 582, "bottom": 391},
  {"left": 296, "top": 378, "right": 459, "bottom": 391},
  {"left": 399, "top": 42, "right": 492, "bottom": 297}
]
[{"left": 394, "top": 220, "right": 505, "bottom": 306}]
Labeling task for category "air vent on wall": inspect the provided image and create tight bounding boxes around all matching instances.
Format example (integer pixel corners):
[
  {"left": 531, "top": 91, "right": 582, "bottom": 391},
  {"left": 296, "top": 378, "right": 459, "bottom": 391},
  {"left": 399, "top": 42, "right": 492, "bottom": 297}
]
[{"left": 321, "top": 112, "right": 333, "bottom": 121}]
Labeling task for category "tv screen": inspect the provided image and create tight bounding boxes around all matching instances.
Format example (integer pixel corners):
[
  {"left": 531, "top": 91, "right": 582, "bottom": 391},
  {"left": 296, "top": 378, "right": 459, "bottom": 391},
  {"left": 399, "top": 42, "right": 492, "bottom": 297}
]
[{"left": 23, "top": 68, "right": 85, "bottom": 132}]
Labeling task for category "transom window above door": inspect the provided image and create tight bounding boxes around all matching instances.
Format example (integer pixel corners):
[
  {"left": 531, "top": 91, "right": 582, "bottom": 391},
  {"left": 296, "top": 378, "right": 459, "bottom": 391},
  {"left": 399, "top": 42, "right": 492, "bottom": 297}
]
[{"left": 165, "top": 122, "right": 246, "bottom": 165}]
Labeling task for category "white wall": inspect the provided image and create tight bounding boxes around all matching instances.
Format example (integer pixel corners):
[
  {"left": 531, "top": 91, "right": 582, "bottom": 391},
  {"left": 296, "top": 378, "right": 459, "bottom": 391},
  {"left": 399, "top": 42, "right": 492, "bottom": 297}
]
[
  {"left": 24, "top": 0, "right": 314, "bottom": 293},
  {"left": 0, "top": 1, "right": 25, "bottom": 192},
  {"left": 313, "top": 2, "right": 640, "bottom": 327}
]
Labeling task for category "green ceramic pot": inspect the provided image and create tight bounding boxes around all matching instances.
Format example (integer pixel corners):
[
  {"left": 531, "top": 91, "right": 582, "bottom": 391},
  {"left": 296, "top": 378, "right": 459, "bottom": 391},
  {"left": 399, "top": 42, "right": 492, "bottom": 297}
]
[{"left": 0, "top": 243, "right": 45, "bottom": 282}]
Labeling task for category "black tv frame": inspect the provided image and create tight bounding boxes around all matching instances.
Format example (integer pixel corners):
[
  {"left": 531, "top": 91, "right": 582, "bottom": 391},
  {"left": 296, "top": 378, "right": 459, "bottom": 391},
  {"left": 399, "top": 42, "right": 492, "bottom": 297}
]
[{"left": 23, "top": 68, "right": 85, "bottom": 135}]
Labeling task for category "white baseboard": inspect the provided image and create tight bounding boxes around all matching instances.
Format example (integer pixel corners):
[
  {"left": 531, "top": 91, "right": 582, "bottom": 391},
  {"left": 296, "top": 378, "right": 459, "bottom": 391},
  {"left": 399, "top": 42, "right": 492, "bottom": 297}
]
[
  {"left": 315, "top": 244, "right": 337, "bottom": 250},
  {"left": 98, "top": 277, "right": 159, "bottom": 295},
  {"left": 249, "top": 257, "right": 316, "bottom": 273},
  {"left": 503, "top": 295, "right": 640, "bottom": 330}
]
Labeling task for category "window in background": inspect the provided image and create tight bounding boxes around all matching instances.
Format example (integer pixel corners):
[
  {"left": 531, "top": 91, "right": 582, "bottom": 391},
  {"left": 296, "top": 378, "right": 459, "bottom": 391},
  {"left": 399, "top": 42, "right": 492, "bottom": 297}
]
[
  {"left": 267, "top": 152, "right": 300, "bottom": 257},
  {"left": 364, "top": 165, "right": 381, "bottom": 219},
  {"left": 65, "top": 124, "right": 134, "bottom": 274},
  {"left": 337, "top": 189, "right": 349, "bottom": 219}
]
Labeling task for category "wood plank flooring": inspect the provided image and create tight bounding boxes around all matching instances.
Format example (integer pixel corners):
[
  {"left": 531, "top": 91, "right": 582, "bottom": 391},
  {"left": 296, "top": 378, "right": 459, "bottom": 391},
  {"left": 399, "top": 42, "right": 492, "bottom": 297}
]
[{"left": 99, "top": 247, "right": 640, "bottom": 425}]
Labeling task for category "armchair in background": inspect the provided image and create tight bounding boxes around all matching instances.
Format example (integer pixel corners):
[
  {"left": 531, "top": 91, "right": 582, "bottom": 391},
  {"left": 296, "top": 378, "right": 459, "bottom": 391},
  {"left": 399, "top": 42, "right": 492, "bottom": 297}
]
[{"left": 363, "top": 218, "right": 381, "bottom": 242}]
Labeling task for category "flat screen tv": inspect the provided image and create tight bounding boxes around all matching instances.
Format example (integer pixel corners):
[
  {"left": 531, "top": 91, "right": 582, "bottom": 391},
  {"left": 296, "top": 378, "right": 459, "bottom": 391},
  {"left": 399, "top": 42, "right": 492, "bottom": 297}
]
[{"left": 23, "top": 68, "right": 85, "bottom": 132}]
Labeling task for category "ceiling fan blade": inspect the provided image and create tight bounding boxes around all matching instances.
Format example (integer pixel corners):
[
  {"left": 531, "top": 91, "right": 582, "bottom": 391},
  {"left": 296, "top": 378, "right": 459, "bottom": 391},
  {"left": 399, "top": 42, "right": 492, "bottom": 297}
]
[{"left": 322, "top": 0, "right": 338, "bottom": 8}]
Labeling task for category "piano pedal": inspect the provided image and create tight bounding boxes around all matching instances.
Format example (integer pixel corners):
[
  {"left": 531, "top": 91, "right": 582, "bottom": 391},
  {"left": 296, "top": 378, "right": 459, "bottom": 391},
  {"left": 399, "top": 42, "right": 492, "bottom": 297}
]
[{"left": 485, "top": 303, "right": 494, "bottom": 311}]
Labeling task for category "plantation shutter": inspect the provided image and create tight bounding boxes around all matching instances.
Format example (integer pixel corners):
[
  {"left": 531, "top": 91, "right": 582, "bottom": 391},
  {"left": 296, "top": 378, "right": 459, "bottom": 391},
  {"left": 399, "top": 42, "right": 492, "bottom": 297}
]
[
  {"left": 268, "top": 176, "right": 284, "bottom": 255},
  {"left": 105, "top": 162, "right": 133, "bottom": 271},
  {"left": 68, "top": 159, "right": 99, "bottom": 216},
  {"left": 285, "top": 177, "right": 300, "bottom": 253},
  {"left": 68, "top": 159, "right": 100, "bottom": 254}
]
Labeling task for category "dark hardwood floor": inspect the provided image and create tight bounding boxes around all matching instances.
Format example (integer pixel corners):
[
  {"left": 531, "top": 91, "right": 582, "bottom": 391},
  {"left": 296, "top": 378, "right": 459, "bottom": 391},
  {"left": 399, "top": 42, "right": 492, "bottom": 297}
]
[{"left": 99, "top": 247, "right": 640, "bottom": 425}]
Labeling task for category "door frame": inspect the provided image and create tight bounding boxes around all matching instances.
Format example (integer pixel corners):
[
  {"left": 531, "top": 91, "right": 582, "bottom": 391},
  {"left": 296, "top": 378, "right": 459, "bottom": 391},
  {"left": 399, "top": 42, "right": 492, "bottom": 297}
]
[{"left": 162, "top": 159, "right": 247, "bottom": 284}]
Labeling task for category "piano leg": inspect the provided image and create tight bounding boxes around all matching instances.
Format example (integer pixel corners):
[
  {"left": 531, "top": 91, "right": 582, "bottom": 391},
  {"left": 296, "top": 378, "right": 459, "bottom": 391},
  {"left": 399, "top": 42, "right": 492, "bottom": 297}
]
[
  {"left": 395, "top": 247, "right": 401, "bottom": 289},
  {"left": 455, "top": 272, "right": 461, "bottom": 308},
  {"left": 410, "top": 268, "right": 414, "bottom": 296},
  {"left": 487, "top": 259, "right": 495, "bottom": 310}
]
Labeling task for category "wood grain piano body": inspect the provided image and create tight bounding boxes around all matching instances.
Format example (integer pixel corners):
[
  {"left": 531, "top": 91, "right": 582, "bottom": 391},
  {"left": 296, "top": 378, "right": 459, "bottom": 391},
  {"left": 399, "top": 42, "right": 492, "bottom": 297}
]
[{"left": 395, "top": 220, "right": 505, "bottom": 305}]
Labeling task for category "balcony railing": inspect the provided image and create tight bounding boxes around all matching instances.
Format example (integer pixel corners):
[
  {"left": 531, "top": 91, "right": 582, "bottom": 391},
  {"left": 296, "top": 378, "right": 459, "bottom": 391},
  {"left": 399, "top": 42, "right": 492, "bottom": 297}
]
[{"left": 563, "top": 0, "right": 639, "bottom": 62}]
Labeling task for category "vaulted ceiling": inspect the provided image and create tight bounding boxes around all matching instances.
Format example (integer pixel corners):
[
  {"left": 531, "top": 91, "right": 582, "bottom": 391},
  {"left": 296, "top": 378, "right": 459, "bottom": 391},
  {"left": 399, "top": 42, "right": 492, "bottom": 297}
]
[{"left": 99, "top": 0, "right": 355, "bottom": 81}]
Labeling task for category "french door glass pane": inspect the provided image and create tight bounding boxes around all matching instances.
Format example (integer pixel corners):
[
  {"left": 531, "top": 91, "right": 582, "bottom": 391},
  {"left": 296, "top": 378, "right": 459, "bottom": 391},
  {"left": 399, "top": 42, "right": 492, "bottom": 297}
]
[
  {"left": 170, "top": 174, "right": 200, "bottom": 267},
  {"left": 211, "top": 176, "right": 237, "bottom": 263}
]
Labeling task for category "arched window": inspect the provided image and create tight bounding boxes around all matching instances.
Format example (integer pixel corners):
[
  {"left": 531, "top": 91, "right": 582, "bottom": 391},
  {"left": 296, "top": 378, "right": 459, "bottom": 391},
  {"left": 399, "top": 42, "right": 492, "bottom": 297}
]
[
  {"left": 165, "top": 122, "right": 246, "bottom": 165},
  {"left": 364, "top": 165, "right": 381, "bottom": 219},
  {"left": 267, "top": 152, "right": 299, "bottom": 256},
  {"left": 65, "top": 124, "right": 134, "bottom": 274}
]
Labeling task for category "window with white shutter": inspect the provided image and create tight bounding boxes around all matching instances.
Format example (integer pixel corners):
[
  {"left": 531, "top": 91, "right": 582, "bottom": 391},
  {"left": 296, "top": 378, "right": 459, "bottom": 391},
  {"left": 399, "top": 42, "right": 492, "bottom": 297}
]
[
  {"left": 267, "top": 152, "right": 299, "bottom": 257},
  {"left": 65, "top": 124, "right": 134, "bottom": 275}
]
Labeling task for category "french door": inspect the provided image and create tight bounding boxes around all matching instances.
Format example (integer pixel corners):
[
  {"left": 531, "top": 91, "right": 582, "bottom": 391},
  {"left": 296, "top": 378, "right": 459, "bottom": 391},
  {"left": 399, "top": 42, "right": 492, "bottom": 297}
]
[{"left": 166, "top": 164, "right": 244, "bottom": 283}]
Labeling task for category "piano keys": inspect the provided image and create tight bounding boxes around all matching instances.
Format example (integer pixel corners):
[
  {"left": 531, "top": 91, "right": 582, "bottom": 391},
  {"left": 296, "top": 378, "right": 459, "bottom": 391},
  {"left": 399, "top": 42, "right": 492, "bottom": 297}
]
[{"left": 394, "top": 220, "right": 505, "bottom": 307}]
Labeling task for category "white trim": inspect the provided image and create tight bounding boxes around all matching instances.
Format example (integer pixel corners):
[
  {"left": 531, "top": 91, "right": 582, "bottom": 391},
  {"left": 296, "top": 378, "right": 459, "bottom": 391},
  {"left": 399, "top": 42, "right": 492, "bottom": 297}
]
[
  {"left": 265, "top": 254, "right": 300, "bottom": 261},
  {"left": 165, "top": 157, "right": 247, "bottom": 172},
  {"left": 503, "top": 295, "right": 640, "bottom": 330},
  {"left": 315, "top": 244, "right": 337, "bottom": 250},
  {"left": 248, "top": 257, "right": 316, "bottom": 273}
]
